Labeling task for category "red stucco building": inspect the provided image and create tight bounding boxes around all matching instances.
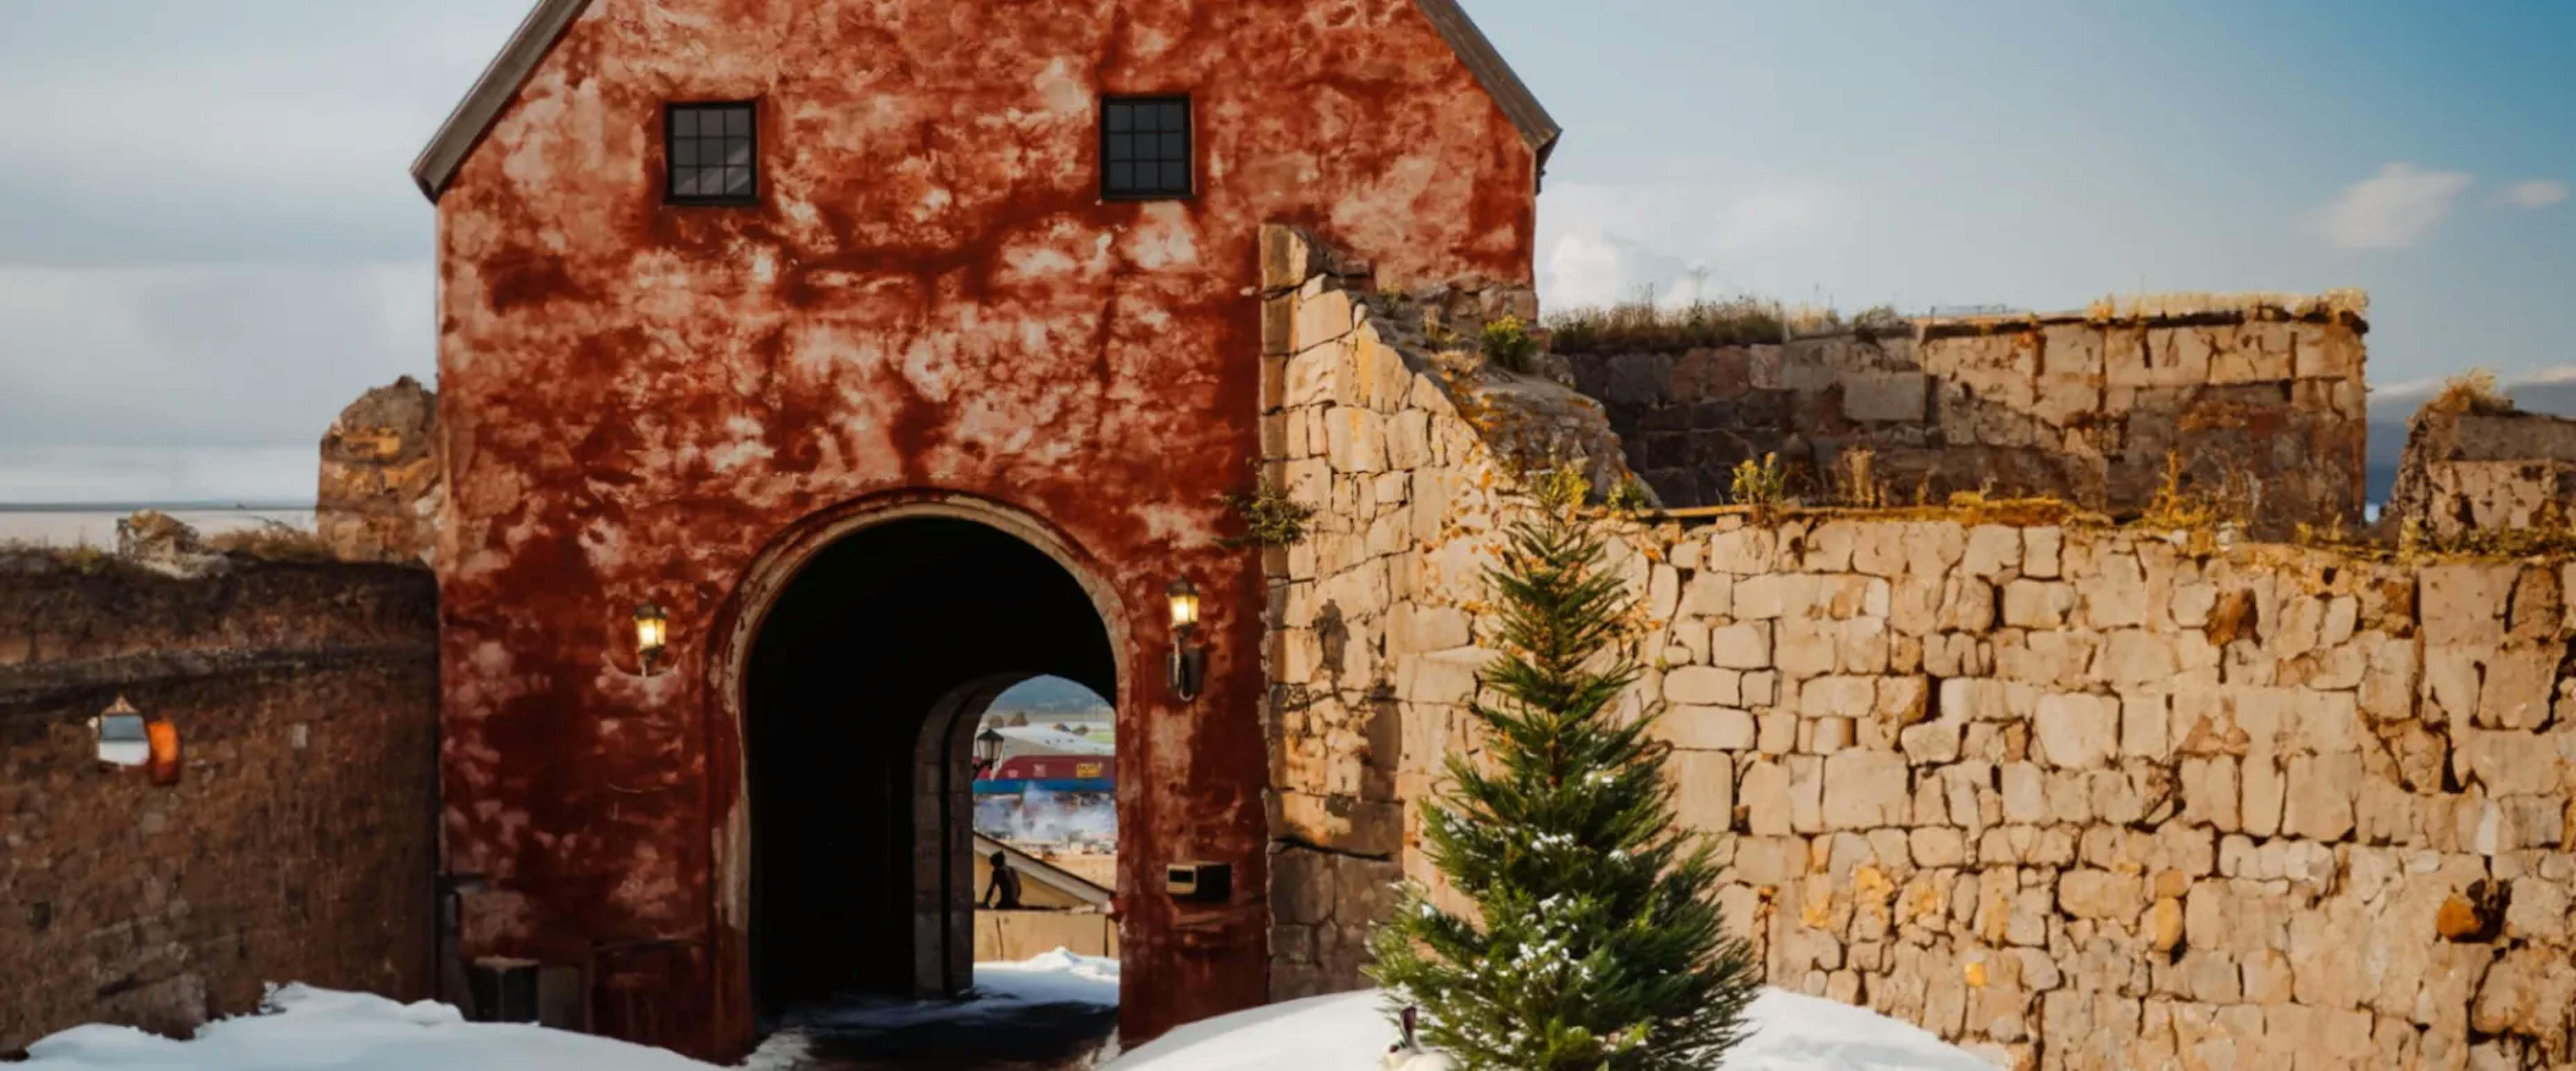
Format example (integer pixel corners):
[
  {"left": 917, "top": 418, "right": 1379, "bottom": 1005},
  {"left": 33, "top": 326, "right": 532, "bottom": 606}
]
[{"left": 411, "top": 0, "right": 1554, "bottom": 1058}]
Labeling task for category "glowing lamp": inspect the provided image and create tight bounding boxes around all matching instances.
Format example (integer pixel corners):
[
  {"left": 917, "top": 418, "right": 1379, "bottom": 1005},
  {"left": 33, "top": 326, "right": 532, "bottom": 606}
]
[
  {"left": 634, "top": 601, "right": 670, "bottom": 676},
  {"left": 146, "top": 719, "right": 183, "bottom": 787},
  {"left": 1166, "top": 577, "right": 1205, "bottom": 702}
]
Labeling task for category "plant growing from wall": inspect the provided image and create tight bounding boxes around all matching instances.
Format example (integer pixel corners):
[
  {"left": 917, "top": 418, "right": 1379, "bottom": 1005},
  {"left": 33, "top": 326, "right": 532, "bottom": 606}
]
[
  {"left": 1604, "top": 475, "right": 1651, "bottom": 516},
  {"left": 2138, "top": 451, "right": 2255, "bottom": 549},
  {"left": 1368, "top": 468, "right": 1759, "bottom": 1071},
  {"left": 1479, "top": 315, "right": 1540, "bottom": 374},
  {"left": 1832, "top": 448, "right": 1884, "bottom": 509},
  {"left": 1728, "top": 453, "right": 1789, "bottom": 519},
  {"left": 1422, "top": 309, "right": 1464, "bottom": 348},
  {"left": 2425, "top": 368, "right": 2513, "bottom": 416},
  {"left": 1215, "top": 464, "right": 1317, "bottom": 549}
]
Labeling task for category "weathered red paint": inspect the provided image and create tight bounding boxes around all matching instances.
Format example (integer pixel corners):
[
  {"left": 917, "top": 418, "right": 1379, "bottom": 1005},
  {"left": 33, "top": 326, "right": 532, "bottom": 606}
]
[{"left": 431, "top": 0, "right": 1538, "bottom": 1059}]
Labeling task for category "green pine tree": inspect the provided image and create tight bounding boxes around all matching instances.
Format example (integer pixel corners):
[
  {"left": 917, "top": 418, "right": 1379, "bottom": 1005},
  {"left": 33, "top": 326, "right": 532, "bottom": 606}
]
[{"left": 1368, "top": 468, "right": 1760, "bottom": 1071}]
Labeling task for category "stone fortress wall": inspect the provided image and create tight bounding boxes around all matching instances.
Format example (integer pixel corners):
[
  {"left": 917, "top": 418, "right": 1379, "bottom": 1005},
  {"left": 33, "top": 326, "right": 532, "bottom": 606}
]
[
  {"left": 1260, "top": 226, "right": 2576, "bottom": 1070},
  {"left": 2385, "top": 394, "right": 2576, "bottom": 540},
  {"left": 314, "top": 376, "right": 441, "bottom": 567},
  {"left": 9, "top": 221, "right": 2572, "bottom": 1067},
  {"left": 1559, "top": 300, "right": 2371, "bottom": 539},
  {"left": 0, "top": 552, "right": 440, "bottom": 1053}
]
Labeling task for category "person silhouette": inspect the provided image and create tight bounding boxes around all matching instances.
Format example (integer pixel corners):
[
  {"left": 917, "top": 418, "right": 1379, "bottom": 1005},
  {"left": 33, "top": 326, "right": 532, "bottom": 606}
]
[{"left": 982, "top": 849, "right": 1024, "bottom": 910}]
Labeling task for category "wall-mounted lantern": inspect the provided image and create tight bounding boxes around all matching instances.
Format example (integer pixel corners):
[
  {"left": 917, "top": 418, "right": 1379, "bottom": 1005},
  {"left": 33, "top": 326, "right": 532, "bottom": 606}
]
[
  {"left": 147, "top": 719, "right": 183, "bottom": 786},
  {"left": 974, "top": 727, "right": 1005, "bottom": 768},
  {"left": 1166, "top": 578, "right": 1204, "bottom": 702},
  {"left": 634, "top": 601, "right": 669, "bottom": 677}
]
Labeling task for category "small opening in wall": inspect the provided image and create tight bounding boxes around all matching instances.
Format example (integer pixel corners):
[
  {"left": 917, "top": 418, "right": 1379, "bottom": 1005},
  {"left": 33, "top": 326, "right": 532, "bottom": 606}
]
[{"left": 94, "top": 703, "right": 149, "bottom": 768}]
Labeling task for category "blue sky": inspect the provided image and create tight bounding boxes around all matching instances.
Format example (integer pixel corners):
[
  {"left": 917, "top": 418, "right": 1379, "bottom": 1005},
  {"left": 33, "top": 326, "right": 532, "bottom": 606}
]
[
  {"left": 1495, "top": 0, "right": 2575, "bottom": 392},
  {"left": 0, "top": 0, "right": 2567, "bottom": 501}
]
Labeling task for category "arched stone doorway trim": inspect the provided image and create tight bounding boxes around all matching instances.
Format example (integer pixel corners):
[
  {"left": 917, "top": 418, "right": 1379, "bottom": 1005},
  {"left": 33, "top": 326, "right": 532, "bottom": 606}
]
[
  {"left": 703, "top": 489, "right": 1131, "bottom": 1041},
  {"left": 913, "top": 672, "right": 1035, "bottom": 995}
]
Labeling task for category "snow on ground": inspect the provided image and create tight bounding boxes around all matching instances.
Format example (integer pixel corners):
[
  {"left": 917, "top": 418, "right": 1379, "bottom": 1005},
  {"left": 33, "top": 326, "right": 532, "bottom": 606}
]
[
  {"left": 737, "top": 950, "right": 1122, "bottom": 1069},
  {"left": 13, "top": 984, "right": 712, "bottom": 1071},
  {"left": 1105, "top": 987, "right": 2002, "bottom": 1071},
  {"left": 980, "top": 948, "right": 1122, "bottom": 1006},
  {"left": 14, "top": 957, "right": 1993, "bottom": 1071},
  {"left": 763, "top": 949, "right": 1122, "bottom": 1033}
]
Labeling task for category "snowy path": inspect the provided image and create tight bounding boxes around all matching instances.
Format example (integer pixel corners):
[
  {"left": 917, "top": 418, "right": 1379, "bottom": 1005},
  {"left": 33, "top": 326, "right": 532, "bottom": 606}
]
[{"left": 746, "top": 952, "right": 1120, "bottom": 1070}]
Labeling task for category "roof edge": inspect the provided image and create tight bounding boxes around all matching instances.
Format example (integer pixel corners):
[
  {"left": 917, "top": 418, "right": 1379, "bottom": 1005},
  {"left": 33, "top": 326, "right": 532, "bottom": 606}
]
[
  {"left": 413, "top": 0, "right": 1563, "bottom": 202},
  {"left": 1412, "top": 0, "right": 1563, "bottom": 173},
  {"left": 409, "top": 0, "right": 595, "bottom": 203}
]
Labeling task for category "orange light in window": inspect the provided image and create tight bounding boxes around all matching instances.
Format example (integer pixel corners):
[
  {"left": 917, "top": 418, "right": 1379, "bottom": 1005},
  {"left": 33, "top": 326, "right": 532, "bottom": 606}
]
[{"left": 145, "top": 720, "right": 182, "bottom": 786}]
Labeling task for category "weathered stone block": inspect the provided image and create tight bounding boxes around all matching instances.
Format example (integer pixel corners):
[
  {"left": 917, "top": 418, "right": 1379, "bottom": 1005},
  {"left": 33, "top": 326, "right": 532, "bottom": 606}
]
[
  {"left": 1776, "top": 617, "right": 1839, "bottom": 677},
  {"left": 1900, "top": 721, "right": 1963, "bottom": 765},
  {"left": 1789, "top": 755, "right": 1827, "bottom": 833},
  {"left": 2282, "top": 753, "right": 2359, "bottom": 840},
  {"left": 2024, "top": 527, "right": 2062, "bottom": 579},
  {"left": 1678, "top": 571, "right": 1732, "bottom": 618},
  {"left": 1278, "top": 792, "right": 1403, "bottom": 857},
  {"left": 1742, "top": 762, "right": 1795, "bottom": 837},
  {"left": 1665, "top": 666, "right": 1740, "bottom": 706},
  {"left": 2419, "top": 563, "right": 2511, "bottom": 648},
  {"left": 2121, "top": 693, "right": 2170, "bottom": 760},
  {"left": 2035, "top": 693, "right": 2120, "bottom": 769},
  {"left": 1662, "top": 705, "right": 1758, "bottom": 751},
  {"left": 1843, "top": 372, "right": 1928, "bottom": 422},
  {"left": 1798, "top": 675, "right": 1876, "bottom": 719},
  {"left": 2058, "top": 868, "right": 2144, "bottom": 920},
  {"left": 1672, "top": 750, "right": 1736, "bottom": 833},
  {"left": 1706, "top": 621, "right": 1774, "bottom": 671},
  {"left": 2100, "top": 629, "right": 2179, "bottom": 688},
  {"left": 2240, "top": 757, "right": 2285, "bottom": 838},
  {"left": 2002, "top": 580, "right": 2073, "bottom": 628},
  {"left": 1823, "top": 750, "right": 1910, "bottom": 830},
  {"left": 1387, "top": 603, "right": 1470, "bottom": 655}
]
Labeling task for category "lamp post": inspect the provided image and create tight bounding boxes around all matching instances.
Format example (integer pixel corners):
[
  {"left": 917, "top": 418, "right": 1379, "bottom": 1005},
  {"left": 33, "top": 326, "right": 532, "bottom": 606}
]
[
  {"left": 1166, "top": 578, "right": 1204, "bottom": 701},
  {"left": 634, "top": 601, "right": 669, "bottom": 677},
  {"left": 975, "top": 727, "right": 1005, "bottom": 767}
]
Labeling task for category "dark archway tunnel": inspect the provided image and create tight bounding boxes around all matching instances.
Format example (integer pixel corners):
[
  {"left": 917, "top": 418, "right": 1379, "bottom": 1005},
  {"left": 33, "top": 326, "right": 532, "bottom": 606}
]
[{"left": 744, "top": 516, "right": 1117, "bottom": 1019}]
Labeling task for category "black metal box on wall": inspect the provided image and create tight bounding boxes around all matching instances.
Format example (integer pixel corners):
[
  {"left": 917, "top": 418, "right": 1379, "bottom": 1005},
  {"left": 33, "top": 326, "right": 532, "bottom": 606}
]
[
  {"left": 1166, "top": 861, "right": 1231, "bottom": 903},
  {"left": 465, "top": 957, "right": 541, "bottom": 1022}
]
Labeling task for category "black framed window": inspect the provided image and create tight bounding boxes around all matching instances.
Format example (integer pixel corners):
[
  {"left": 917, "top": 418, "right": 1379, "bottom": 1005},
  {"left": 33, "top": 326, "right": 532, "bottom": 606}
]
[
  {"left": 1102, "top": 96, "right": 1192, "bottom": 200},
  {"left": 666, "top": 102, "right": 757, "bottom": 204}
]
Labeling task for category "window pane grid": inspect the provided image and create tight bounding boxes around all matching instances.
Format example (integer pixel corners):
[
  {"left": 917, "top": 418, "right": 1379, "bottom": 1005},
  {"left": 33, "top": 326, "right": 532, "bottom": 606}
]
[
  {"left": 668, "top": 103, "right": 756, "bottom": 204},
  {"left": 1102, "top": 97, "right": 1191, "bottom": 199}
]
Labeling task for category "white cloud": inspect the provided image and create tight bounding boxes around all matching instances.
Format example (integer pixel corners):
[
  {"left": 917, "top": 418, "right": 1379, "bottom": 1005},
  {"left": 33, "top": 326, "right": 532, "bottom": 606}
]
[
  {"left": 2313, "top": 163, "right": 2475, "bottom": 250},
  {"left": 1711, "top": 186, "right": 1833, "bottom": 253},
  {"left": 1536, "top": 180, "right": 1837, "bottom": 310},
  {"left": 1541, "top": 230, "right": 1690, "bottom": 309},
  {"left": 2499, "top": 180, "right": 2568, "bottom": 208}
]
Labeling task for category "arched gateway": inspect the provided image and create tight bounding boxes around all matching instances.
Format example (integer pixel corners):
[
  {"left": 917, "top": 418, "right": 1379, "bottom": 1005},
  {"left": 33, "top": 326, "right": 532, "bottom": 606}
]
[
  {"left": 409, "top": 0, "right": 1554, "bottom": 1060},
  {"left": 710, "top": 496, "right": 1127, "bottom": 1016}
]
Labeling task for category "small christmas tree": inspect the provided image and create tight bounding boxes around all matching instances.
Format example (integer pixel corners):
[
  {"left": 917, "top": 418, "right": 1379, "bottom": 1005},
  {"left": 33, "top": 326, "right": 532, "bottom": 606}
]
[{"left": 1369, "top": 468, "right": 1760, "bottom": 1070}]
